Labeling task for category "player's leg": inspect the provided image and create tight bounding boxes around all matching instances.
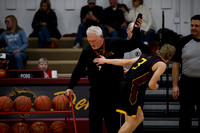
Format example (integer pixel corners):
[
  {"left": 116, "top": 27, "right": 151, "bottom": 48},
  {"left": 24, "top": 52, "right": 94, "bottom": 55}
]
[{"left": 118, "top": 107, "right": 144, "bottom": 133}]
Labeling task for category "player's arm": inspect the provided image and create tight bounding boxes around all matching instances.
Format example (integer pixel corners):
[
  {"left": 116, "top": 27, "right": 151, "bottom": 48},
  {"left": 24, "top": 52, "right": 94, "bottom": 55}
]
[
  {"left": 148, "top": 62, "right": 166, "bottom": 91},
  {"left": 93, "top": 55, "right": 139, "bottom": 66}
]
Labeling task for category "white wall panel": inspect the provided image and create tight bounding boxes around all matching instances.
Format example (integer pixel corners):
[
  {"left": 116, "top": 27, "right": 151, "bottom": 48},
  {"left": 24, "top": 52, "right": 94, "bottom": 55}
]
[
  {"left": 65, "top": 0, "right": 75, "bottom": 10},
  {"left": 0, "top": 0, "right": 197, "bottom": 36},
  {"left": 51, "top": 0, "right": 56, "bottom": 9},
  {"left": 161, "top": 0, "right": 172, "bottom": 9},
  {"left": 26, "top": 0, "right": 36, "bottom": 10},
  {"left": 6, "top": 0, "right": 16, "bottom": 10}
]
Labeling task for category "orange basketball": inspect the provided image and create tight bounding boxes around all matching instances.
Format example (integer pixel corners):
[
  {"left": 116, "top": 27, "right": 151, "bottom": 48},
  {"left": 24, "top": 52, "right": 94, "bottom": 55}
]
[
  {"left": 34, "top": 95, "right": 52, "bottom": 111},
  {"left": 0, "top": 69, "right": 6, "bottom": 78},
  {"left": 49, "top": 121, "right": 67, "bottom": 133},
  {"left": 29, "top": 122, "right": 48, "bottom": 133},
  {"left": 0, "top": 96, "right": 14, "bottom": 112},
  {"left": 0, "top": 123, "right": 11, "bottom": 133},
  {"left": 12, "top": 122, "right": 28, "bottom": 133},
  {"left": 52, "top": 95, "right": 69, "bottom": 111},
  {"left": 14, "top": 96, "right": 32, "bottom": 112}
]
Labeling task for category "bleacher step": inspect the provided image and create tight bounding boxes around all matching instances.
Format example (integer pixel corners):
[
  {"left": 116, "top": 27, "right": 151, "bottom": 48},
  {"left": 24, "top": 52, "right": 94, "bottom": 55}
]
[
  {"left": 28, "top": 37, "right": 89, "bottom": 48},
  {"left": 26, "top": 48, "right": 82, "bottom": 60}
]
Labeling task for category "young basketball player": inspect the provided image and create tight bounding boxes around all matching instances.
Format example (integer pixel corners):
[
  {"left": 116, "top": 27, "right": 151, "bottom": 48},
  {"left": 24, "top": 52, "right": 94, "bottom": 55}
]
[{"left": 93, "top": 44, "right": 176, "bottom": 133}]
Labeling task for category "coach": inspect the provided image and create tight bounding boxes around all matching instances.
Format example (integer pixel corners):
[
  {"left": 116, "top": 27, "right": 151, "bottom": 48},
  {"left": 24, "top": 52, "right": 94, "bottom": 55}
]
[{"left": 66, "top": 18, "right": 142, "bottom": 132}]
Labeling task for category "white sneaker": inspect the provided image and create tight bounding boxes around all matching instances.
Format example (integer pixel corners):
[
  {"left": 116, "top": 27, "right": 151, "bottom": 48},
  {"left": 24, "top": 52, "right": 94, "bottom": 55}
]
[
  {"left": 144, "top": 41, "right": 148, "bottom": 45},
  {"left": 73, "top": 43, "right": 81, "bottom": 48}
]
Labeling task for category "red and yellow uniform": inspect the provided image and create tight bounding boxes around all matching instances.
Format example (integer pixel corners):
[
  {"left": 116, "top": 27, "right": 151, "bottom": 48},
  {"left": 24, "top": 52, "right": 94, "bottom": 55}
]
[{"left": 117, "top": 54, "right": 163, "bottom": 117}]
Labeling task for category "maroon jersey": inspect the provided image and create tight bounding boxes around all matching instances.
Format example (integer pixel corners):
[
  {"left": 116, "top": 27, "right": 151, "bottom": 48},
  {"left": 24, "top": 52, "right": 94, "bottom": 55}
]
[{"left": 125, "top": 54, "right": 163, "bottom": 105}]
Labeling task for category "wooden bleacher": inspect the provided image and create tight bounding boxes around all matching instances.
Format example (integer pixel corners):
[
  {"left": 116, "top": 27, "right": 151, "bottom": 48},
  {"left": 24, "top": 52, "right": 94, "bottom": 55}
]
[{"left": 27, "top": 37, "right": 88, "bottom": 78}]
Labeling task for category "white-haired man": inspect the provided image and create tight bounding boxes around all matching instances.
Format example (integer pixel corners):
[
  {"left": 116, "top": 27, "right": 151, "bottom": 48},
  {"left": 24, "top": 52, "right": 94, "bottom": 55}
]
[{"left": 66, "top": 18, "right": 142, "bottom": 133}]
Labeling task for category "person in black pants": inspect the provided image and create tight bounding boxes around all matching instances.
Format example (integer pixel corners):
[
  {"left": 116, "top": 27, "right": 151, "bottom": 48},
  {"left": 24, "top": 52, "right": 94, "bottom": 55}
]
[
  {"left": 103, "top": 0, "right": 129, "bottom": 39},
  {"left": 66, "top": 18, "right": 142, "bottom": 133},
  {"left": 93, "top": 44, "right": 176, "bottom": 133},
  {"left": 172, "top": 14, "right": 200, "bottom": 132}
]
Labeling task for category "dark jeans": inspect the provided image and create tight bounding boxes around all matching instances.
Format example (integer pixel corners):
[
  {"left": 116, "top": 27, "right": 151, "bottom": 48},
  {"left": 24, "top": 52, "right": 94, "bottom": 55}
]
[
  {"left": 108, "top": 25, "right": 127, "bottom": 40},
  {"left": 74, "top": 23, "right": 106, "bottom": 45},
  {"left": 179, "top": 75, "right": 200, "bottom": 132},
  {"left": 141, "top": 29, "right": 155, "bottom": 43},
  {"left": 38, "top": 26, "right": 51, "bottom": 48},
  {"left": 6, "top": 52, "right": 27, "bottom": 69}
]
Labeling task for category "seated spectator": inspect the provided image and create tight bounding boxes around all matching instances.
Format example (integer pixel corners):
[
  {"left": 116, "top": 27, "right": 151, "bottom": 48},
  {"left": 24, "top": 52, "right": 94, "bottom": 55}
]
[
  {"left": 73, "top": 0, "right": 105, "bottom": 48},
  {"left": 124, "top": 22, "right": 160, "bottom": 69},
  {"left": 38, "top": 57, "right": 52, "bottom": 78},
  {"left": 122, "top": 0, "right": 156, "bottom": 45},
  {"left": 0, "top": 15, "right": 28, "bottom": 70},
  {"left": 29, "top": 0, "right": 61, "bottom": 48},
  {"left": 0, "top": 53, "right": 9, "bottom": 71},
  {"left": 103, "top": 0, "right": 129, "bottom": 39}
]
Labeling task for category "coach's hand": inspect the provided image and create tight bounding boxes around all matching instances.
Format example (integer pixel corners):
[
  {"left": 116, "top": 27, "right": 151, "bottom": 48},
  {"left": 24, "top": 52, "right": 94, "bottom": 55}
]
[{"left": 66, "top": 89, "right": 73, "bottom": 97}]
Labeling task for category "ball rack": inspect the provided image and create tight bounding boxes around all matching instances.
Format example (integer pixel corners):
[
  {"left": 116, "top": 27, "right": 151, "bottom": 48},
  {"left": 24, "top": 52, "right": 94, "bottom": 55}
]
[{"left": 0, "top": 93, "right": 77, "bottom": 133}]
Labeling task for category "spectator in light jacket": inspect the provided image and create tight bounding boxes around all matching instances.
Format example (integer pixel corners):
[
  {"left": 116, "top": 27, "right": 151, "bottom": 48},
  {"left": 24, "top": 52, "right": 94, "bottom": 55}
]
[{"left": 121, "top": 0, "right": 156, "bottom": 45}]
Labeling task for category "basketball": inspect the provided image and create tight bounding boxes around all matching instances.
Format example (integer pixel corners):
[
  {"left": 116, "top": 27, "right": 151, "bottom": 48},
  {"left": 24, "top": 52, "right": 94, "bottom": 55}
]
[
  {"left": 0, "top": 69, "right": 6, "bottom": 78},
  {"left": 29, "top": 122, "right": 48, "bottom": 133},
  {"left": 49, "top": 121, "right": 67, "bottom": 133},
  {"left": 14, "top": 96, "right": 32, "bottom": 112},
  {"left": 0, "top": 96, "right": 14, "bottom": 112},
  {"left": 52, "top": 95, "right": 69, "bottom": 111},
  {"left": 34, "top": 95, "right": 52, "bottom": 111},
  {"left": 0, "top": 123, "right": 11, "bottom": 133},
  {"left": 12, "top": 122, "right": 28, "bottom": 133}
]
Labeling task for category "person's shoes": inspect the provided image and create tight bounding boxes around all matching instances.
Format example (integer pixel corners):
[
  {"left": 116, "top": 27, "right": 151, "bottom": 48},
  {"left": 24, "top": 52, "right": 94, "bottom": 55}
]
[
  {"left": 73, "top": 43, "right": 81, "bottom": 48},
  {"left": 144, "top": 41, "right": 148, "bottom": 45}
]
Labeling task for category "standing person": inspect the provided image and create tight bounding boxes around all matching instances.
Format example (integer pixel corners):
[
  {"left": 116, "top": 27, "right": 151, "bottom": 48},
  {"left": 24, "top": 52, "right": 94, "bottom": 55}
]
[
  {"left": 123, "top": 21, "right": 160, "bottom": 133},
  {"left": 121, "top": 0, "right": 155, "bottom": 45},
  {"left": 66, "top": 18, "right": 142, "bottom": 133},
  {"left": 29, "top": 0, "right": 61, "bottom": 48},
  {"left": 124, "top": 22, "right": 142, "bottom": 70},
  {"left": 73, "top": 0, "right": 105, "bottom": 48},
  {"left": 94, "top": 44, "right": 176, "bottom": 133},
  {"left": 0, "top": 15, "right": 28, "bottom": 70},
  {"left": 172, "top": 14, "right": 200, "bottom": 132},
  {"left": 103, "top": 0, "right": 129, "bottom": 39}
]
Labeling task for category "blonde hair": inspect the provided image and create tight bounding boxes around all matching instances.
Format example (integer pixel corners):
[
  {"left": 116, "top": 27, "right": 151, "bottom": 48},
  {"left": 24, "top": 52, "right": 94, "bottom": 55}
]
[
  {"left": 40, "top": 0, "right": 51, "bottom": 13},
  {"left": 38, "top": 58, "right": 48, "bottom": 64},
  {"left": 5, "top": 15, "right": 22, "bottom": 34},
  {"left": 156, "top": 44, "right": 176, "bottom": 60},
  {"left": 86, "top": 26, "right": 102, "bottom": 37}
]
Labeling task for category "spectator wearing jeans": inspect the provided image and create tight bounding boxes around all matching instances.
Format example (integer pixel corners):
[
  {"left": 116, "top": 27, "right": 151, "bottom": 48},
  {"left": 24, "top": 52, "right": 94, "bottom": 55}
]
[
  {"left": 122, "top": 0, "right": 155, "bottom": 45},
  {"left": 0, "top": 15, "right": 28, "bottom": 70},
  {"left": 73, "top": 0, "right": 105, "bottom": 48},
  {"left": 103, "top": 0, "right": 129, "bottom": 39},
  {"left": 29, "top": 0, "right": 61, "bottom": 48}
]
